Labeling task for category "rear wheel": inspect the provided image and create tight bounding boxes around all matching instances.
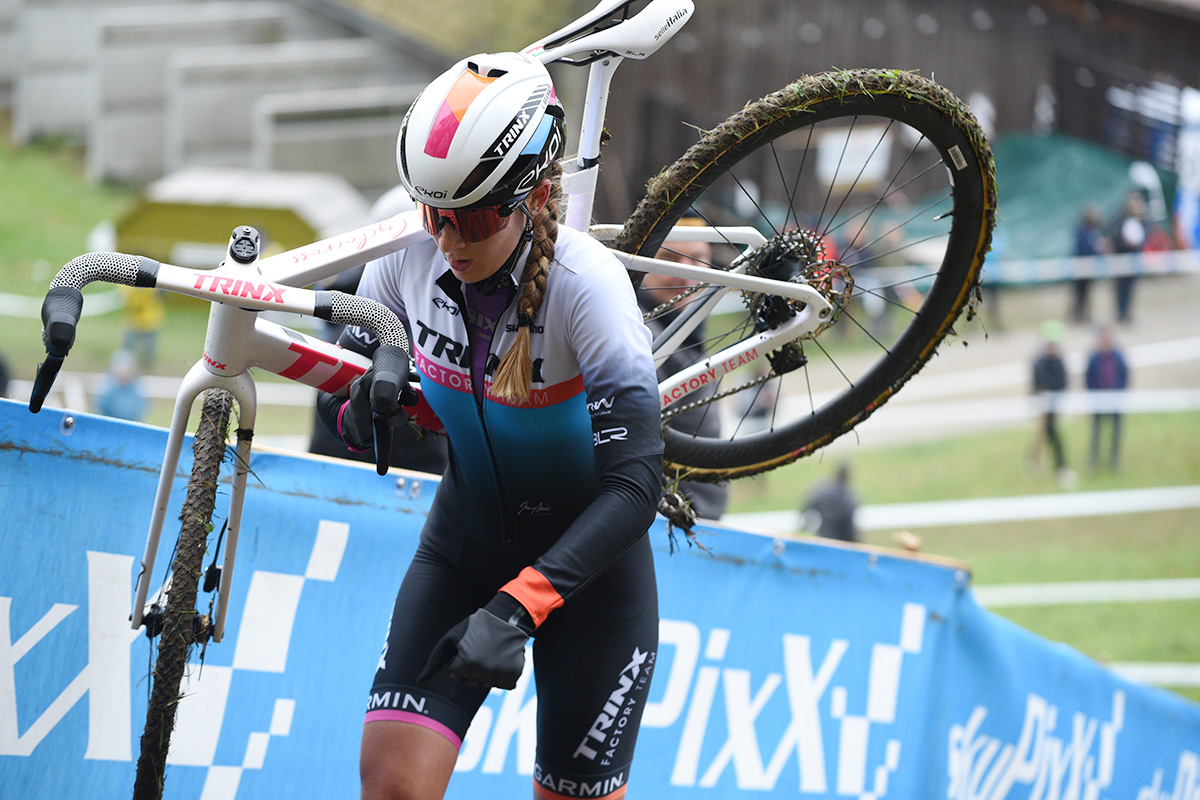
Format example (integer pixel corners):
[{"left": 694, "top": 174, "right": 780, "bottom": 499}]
[{"left": 617, "top": 69, "right": 997, "bottom": 481}]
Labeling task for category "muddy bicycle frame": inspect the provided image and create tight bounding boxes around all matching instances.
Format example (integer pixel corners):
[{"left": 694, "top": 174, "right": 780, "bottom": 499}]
[{"left": 34, "top": 0, "right": 833, "bottom": 643}]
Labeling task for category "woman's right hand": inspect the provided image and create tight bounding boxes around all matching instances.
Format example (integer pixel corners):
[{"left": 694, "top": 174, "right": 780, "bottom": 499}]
[{"left": 337, "top": 363, "right": 415, "bottom": 451}]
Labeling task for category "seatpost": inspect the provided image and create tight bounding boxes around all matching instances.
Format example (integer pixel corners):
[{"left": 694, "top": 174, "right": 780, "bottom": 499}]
[{"left": 563, "top": 57, "right": 622, "bottom": 232}]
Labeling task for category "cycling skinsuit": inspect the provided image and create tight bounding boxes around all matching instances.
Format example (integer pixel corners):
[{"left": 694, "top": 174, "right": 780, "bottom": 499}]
[{"left": 338, "top": 225, "right": 664, "bottom": 798}]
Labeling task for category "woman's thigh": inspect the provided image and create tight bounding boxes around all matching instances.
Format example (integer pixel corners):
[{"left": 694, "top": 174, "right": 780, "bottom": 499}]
[
  {"left": 530, "top": 536, "right": 660, "bottom": 796},
  {"left": 363, "top": 540, "right": 500, "bottom": 750}
]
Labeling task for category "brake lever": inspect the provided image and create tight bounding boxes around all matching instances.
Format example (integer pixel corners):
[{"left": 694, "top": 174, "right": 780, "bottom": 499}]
[
  {"left": 30, "top": 286, "right": 85, "bottom": 413},
  {"left": 29, "top": 356, "right": 64, "bottom": 414},
  {"left": 367, "top": 344, "right": 409, "bottom": 476}
]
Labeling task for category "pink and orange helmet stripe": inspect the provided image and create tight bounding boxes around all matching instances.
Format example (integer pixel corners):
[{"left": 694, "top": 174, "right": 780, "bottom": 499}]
[{"left": 424, "top": 69, "right": 498, "bottom": 158}]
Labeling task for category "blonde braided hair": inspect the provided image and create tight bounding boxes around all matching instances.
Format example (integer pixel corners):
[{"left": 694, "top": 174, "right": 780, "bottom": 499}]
[{"left": 490, "top": 161, "right": 563, "bottom": 402}]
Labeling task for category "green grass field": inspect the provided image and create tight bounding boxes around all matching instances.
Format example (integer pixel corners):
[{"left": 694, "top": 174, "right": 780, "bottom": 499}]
[
  {"left": 1, "top": 112, "right": 140, "bottom": 380},
  {"left": 0, "top": 118, "right": 131, "bottom": 292},
  {"left": 3, "top": 115, "right": 1198, "bottom": 705},
  {"left": 731, "top": 413, "right": 1200, "bottom": 511},
  {"left": 731, "top": 411, "right": 1200, "bottom": 703},
  {"left": 0, "top": 115, "right": 311, "bottom": 433}
]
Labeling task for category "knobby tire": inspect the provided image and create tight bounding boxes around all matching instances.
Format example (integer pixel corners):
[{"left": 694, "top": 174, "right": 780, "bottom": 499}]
[
  {"left": 617, "top": 69, "right": 998, "bottom": 481},
  {"left": 132, "top": 389, "right": 232, "bottom": 800}
]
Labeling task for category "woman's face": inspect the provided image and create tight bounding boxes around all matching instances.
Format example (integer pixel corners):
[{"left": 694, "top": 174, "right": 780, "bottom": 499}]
[{"left": 432, "top": 181, "right": 551, "bottom": 284}]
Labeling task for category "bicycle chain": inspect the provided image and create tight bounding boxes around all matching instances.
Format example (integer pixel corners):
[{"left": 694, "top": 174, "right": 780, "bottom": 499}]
[
  {"left": 641, "top": 281, "right": 706, "bottom": 323},
  {"left": 661, "top": 369, "right": 775, "bottom": 423}
]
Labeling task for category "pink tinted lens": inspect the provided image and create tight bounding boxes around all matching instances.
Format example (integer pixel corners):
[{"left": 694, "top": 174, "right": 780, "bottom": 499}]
[{"left": 418, "top": 203, "right": 510, "bottom": 243}]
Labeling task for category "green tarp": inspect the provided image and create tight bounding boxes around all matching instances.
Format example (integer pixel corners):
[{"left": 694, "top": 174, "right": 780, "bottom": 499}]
[{"left": 990, "top": 133, "right": 1176, "bottom": 261}]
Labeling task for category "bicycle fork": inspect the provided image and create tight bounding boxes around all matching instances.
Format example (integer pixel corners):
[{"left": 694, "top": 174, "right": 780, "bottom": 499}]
[
  {"left": 29, "top": 224, "right": 410, "bottom": 644},
  {"left": 130, "top": 357, "right": 257, "bottom": 644},
  {"left": 131, "top": 231, "right": 265, "bottom": 644}
]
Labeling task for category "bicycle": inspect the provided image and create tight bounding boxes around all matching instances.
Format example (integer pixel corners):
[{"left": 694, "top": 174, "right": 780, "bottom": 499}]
[{"left": 26, "top": 0, "right": 996, "bottom": 796}]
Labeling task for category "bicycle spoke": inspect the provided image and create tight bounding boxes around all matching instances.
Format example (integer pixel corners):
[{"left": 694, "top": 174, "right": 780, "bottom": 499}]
[
  {"left": 827, "top": 167, "right": 950, "bottom": 250},
  {"left": 619, "top": 69, "right": 995, "bottom": 478},
  {"left": 851, "top": 284, "right": 920, "bottom": 314},
  {"left": 728, "top": 169, "right": 778, "bottom": 236},
  {"left": 837, "top": 307, "right": 893, "bottom": 353},
  {"left": 822, "top": 119, "right": 899, "bottom": 233}
]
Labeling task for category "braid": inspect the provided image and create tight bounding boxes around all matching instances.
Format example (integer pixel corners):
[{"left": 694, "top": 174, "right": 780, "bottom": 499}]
[{"left": 491, "top": 163, "right": 562, "bottom": 402}]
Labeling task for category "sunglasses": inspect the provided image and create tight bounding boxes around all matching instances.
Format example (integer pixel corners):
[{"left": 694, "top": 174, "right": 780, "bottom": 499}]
[{"left": 418, "top": 200, "right": 523, "bottom": 243}]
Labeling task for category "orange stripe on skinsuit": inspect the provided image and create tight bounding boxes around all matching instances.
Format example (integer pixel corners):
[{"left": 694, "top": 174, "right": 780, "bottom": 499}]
[
  {"left": 533, "top": 779, "right": 627, "bottom": 800},
  {"left": 501, "top": 567, "right": 563, "bottom": 628}
]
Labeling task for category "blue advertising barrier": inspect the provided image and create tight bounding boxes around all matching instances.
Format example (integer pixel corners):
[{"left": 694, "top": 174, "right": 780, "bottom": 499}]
[{"left": 2, "top": 398, "right": 1198, "bottom": 799}]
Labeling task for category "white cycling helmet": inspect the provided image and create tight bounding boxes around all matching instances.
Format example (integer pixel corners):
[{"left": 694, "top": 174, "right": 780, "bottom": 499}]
[{"left": 397, "top": 52, "right": 565, "bottom": 210}]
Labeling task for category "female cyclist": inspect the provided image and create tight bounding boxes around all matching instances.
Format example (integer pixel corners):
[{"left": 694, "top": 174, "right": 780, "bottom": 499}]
[{"left": 316, "top": 52, "right": 664, "bottom": 800}]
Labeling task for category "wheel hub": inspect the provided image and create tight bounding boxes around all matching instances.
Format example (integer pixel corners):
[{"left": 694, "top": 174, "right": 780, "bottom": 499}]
[{"left": 742, "top": 229, "right": 853, "bottom": 374}]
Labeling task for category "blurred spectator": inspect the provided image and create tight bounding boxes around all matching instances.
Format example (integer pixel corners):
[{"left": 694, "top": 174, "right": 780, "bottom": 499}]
[
  {"left": 1108, "top": 191, "right": 1153, "bottom": 325},
  {"left": 96, "top": 349, "right": 147, "bottom": 422},
  {"left": 639, "top": 224, "right": 728, "bottom": 521},
  {"left": 1070, "top": 205, "right": 1109, "bottom": 324},
  {"left": 801, "top": 462, "right": 859, "bottom": 542},
  {"left": 119, "top": 286, "right": 165, "bottom": 371},
  {"left": 0, "top": 349, "right": 10, "bottom": 398},
  {"left": 1085, "top": 324, "right": 1130, "bottom": 471},
  {"left": 1029, "top": 320, "right": 1076, "bottom": 488}
]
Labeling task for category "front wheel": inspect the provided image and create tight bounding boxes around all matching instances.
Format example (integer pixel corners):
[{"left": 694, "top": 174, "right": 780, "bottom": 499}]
[
  {"left": 133, "top": 389, "right": 231, "bottom": 800},
  {"left": 617, "top": 69, "right": 997, "bottom": 481}
]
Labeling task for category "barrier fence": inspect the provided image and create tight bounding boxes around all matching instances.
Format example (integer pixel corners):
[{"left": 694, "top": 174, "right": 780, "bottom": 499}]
[
  {"left": 1, "top": 400, "right": 1197, "bottom": 799},
  {"left": 980, "top": 246, "right": 1200, "bottom": 285}
]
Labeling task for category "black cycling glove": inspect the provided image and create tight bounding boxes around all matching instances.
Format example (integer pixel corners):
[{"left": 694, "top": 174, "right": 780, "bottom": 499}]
[
  {"left": 336, "top": 367, "right": 414, "bottom": 451},
  {"left": 419, "top": 593, "right": 535, "bottom": 690}
]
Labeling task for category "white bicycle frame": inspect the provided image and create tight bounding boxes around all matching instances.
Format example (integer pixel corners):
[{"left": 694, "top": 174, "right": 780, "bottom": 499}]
[
  {"left": 124, "top": 0, "right": 833, "bottom": 640},
  {"left": 129, "top": 218, "right": 429, "bottom": 640},
  {"left": 526, "top": 0, "right": 831, "bottom": 397}
]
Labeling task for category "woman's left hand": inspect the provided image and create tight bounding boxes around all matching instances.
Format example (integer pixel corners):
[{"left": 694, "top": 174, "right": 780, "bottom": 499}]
[{"left": 419, "top": 606, "right": 530, "bottom": 689}]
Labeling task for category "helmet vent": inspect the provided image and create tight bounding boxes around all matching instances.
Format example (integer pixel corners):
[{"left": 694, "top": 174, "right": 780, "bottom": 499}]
[{"left": 466, "top": 60, "right": 509, "bottom": 80}]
